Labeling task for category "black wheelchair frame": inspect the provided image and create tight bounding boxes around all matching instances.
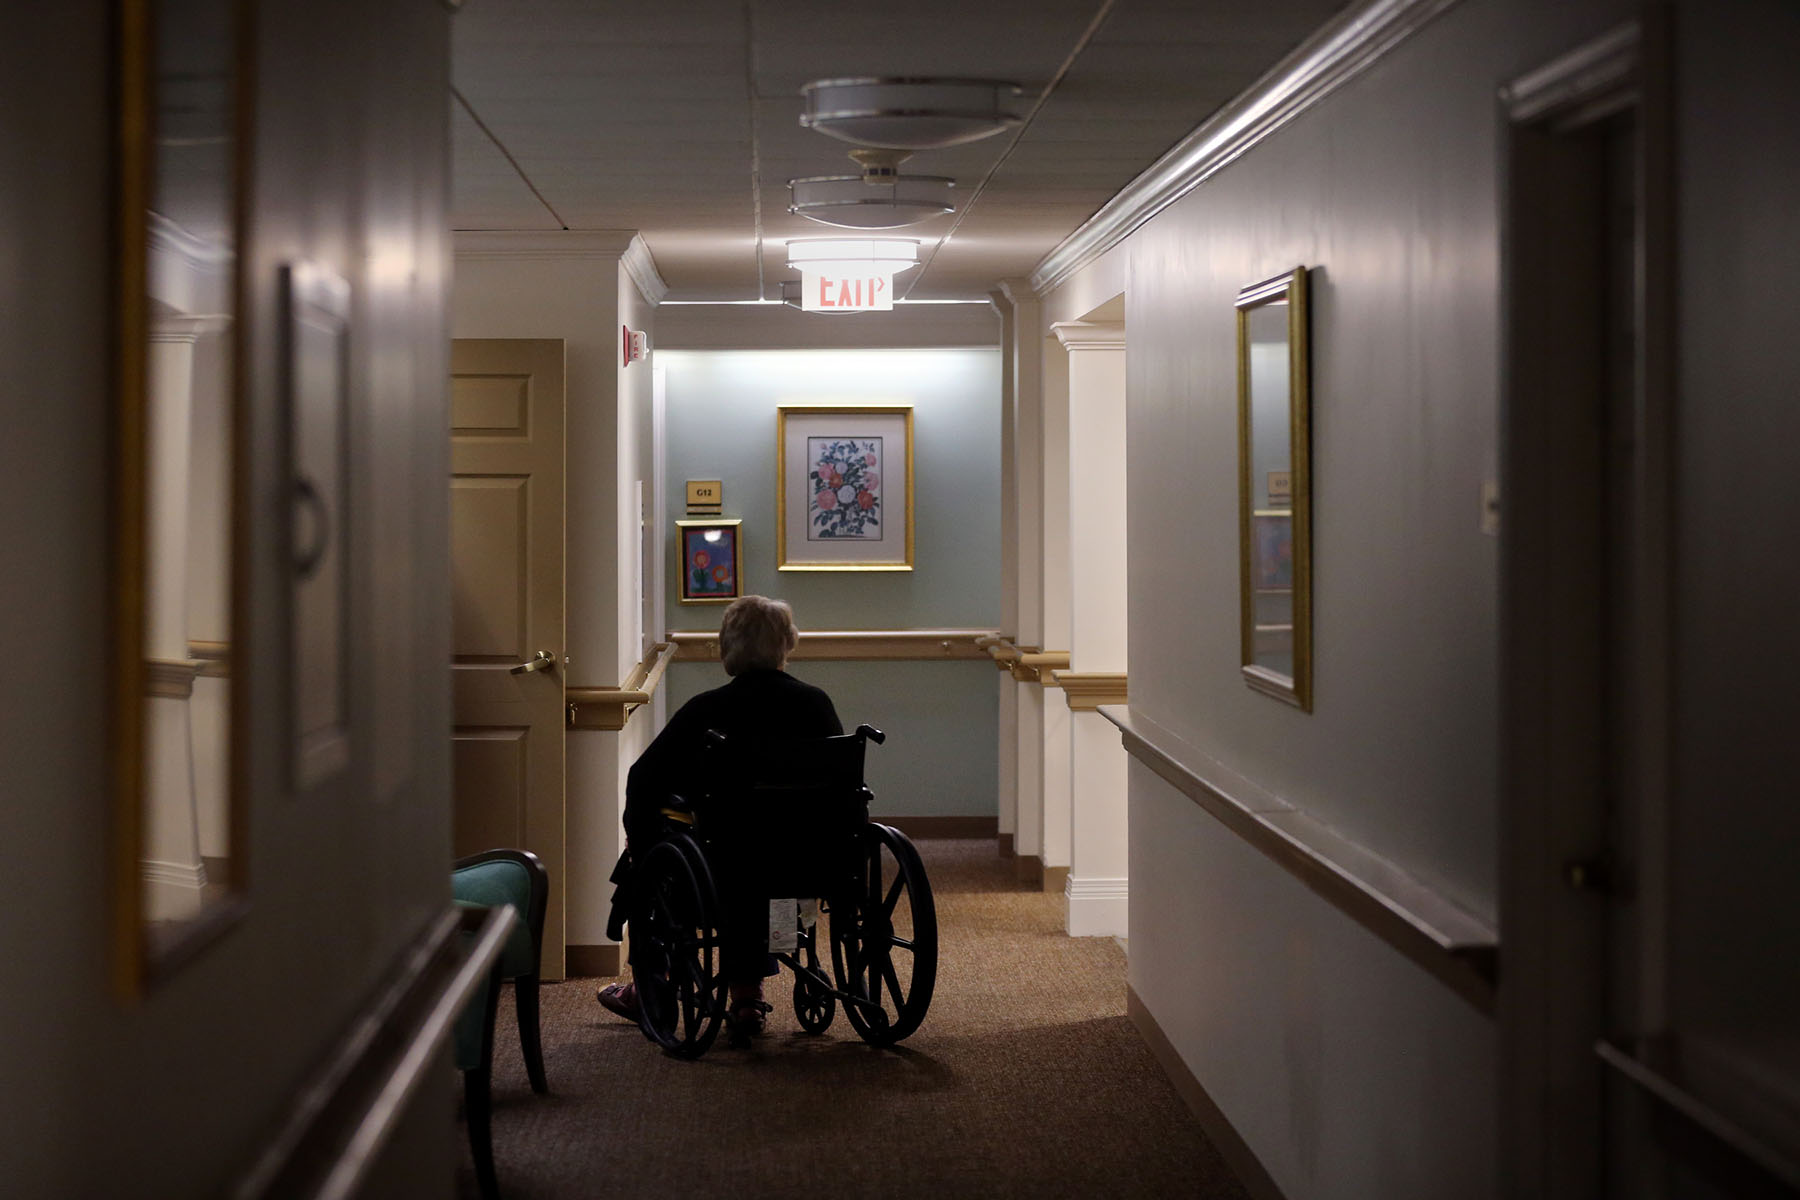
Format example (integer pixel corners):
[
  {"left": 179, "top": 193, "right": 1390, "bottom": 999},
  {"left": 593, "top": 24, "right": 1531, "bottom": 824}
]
[{"left": 625, "top": 724, "right": 938, "bottom": 1058}]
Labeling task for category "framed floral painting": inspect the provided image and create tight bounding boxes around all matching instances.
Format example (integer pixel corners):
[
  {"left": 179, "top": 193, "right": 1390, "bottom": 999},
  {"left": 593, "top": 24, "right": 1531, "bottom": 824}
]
[
  {"left": 676, "top": 518, "right": 742, "bottom": 603},
  {"left": 776, "top": 406, "right": 914, "bottom": 571}
]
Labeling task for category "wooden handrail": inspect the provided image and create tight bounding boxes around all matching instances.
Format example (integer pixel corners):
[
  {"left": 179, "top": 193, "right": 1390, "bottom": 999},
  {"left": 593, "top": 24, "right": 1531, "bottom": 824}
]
[
  {"left": 984, "top": 636, "right": 1027, "bottom": 668},
  {"left": 188, "top": 639, "right": 230, "bottom": 678},
  {"left": 566, "top": 641, "right": 673, "bottom": 730},
  {"left": 1101, "top": 704, "right": 1497, "bottom": 1014},
  {"left": 1016, "top": 651, "right": 1071, "bottom": 667},
  {"left": 669, "top": 628, "right": 999, "bottom": 663},
  {"left": 1009, "top": 648, "right": 1069, "bottom": 684},
  {"left": 1596, "top": 1036, "right": 1800, "bottom": 1191},
  {"left": 635, "top": 640, "right": 673, "bottom": 699},
  {"left": 1053, "top": 671, "right": 1128, "bottom": 710},
  {"left": 230, "top": 905, "right": 514, "bottom": 1200}
]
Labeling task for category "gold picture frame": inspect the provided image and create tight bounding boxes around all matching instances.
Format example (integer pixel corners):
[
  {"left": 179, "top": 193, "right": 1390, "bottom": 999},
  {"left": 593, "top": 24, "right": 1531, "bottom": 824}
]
[
  {"left": 776, "top": 405, "right": 915, "bottom": 572},
  {"left": 1236, "top": 267, "right": 1312, "bottom": 710},
  {"left": 112, "top": 0, "right": 253, "bottom": 995}
]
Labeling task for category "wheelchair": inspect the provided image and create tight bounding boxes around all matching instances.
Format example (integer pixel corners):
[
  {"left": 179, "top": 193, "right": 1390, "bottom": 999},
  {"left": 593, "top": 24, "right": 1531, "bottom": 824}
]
[{"left": 625, "top": 724, "right": 937, "bottom": 1059}]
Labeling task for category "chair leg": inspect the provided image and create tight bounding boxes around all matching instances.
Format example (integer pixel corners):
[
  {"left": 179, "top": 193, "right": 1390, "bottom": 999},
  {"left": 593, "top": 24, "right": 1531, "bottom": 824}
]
[
  {"left": 515, "top": 976, "right": 548, "bottom": 1094},
  {"left": 463, "top": 1066, "right": 500, "bottom": 1200}
]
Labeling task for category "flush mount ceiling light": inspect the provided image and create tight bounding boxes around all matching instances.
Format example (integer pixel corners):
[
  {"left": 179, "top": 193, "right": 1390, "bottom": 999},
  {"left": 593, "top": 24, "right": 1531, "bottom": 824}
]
[
  {"left": 789, "top": 150, "right": 956, "bottom": 229},
  {"left": 799, "top": 77, "right": 1023, "bottom": 150},
  {"left": 784, "top": 236, "right": 920, "bottom": 276},
  {"left": 789, "top": 173, "right": 957, "bottom": 229}
]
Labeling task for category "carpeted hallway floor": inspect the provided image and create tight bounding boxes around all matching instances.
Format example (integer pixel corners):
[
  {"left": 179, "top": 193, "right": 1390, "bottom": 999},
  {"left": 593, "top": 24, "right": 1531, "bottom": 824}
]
[{"left": 459, "top": 838, "right": 1249, "bottom": 1199}]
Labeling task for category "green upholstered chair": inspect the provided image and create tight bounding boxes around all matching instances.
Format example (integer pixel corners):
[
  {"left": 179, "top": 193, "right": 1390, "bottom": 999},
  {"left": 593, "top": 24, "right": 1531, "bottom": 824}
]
[
  {"left": 452, "top": 849, "right": 549, "bottom": 1199},
  {"left": 454, "top": 849, "right": 549, "bottom": 1090},
  {"left": 451, "top": 926, "right": 505, "bottom": 1200}
]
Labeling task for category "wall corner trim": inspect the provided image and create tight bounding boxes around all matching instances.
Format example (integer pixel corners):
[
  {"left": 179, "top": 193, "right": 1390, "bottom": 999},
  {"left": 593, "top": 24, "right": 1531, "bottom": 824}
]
[
  {"left": 621, "top": 234, "right": 670, "bottom": 306},
  {"left": 1028, "top": 0, "right": 1464, "bottom": 296}
]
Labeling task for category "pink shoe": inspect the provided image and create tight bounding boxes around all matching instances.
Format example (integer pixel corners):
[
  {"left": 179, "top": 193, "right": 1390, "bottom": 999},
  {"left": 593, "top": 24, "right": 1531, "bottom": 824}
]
[
  {"left": 597, "top": 981, "right": 639, "bottom": 1021},
  {"left": 726, "top": 982, "right": 770, "bottom": 1044}
]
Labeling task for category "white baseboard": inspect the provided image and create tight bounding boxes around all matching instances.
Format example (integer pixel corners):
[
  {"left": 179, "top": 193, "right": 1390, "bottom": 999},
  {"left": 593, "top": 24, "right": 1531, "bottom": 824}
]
[{"left": 1065, "top": 875, "right": 1128, "bottom": 937}]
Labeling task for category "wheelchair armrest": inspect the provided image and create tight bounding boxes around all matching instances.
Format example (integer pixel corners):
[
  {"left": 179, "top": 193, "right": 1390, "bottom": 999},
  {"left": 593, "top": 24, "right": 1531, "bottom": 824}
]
[
  {"left": 657, "top": 793, "right": 697, "bottom": 827},
  {"left": 855, "top": 724, "right": 886, "bottom": 746}
]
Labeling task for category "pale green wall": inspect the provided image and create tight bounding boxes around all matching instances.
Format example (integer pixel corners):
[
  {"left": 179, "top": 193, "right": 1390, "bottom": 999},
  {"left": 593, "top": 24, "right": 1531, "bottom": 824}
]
[
  {"left": 659, "top": 348, "right": 1001, "bottom": 817},
  {"left": 660, "top": 349, "right": 1001, "bottom": 629}
]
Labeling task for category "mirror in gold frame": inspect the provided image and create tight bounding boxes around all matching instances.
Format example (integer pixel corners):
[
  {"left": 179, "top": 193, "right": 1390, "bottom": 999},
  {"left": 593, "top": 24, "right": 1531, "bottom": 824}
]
[
  {"left": 113, "top": 0, "right": 249, "bottom": 992},
  {"left": 1235, "top": 266, "right": 1312, "bottom": 710}
]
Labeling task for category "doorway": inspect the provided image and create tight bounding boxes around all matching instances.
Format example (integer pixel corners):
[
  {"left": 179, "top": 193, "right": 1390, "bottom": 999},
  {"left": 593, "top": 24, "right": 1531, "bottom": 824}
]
[
  {"left": 1497, "top": 19, "right": 1675, "bottom": 1199},
  {"left": 450, "top": 338, "right": 568, "bottom": 977}
]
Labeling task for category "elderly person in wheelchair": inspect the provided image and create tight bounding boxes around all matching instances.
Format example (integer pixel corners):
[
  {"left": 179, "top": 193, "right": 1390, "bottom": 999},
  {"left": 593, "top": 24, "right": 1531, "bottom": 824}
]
[
  {"left": 599, "top": 594, "right": 937, "bottom": 1056},
  {"left": 601, "top": 595, "right": 840, "bottom": 1037}
]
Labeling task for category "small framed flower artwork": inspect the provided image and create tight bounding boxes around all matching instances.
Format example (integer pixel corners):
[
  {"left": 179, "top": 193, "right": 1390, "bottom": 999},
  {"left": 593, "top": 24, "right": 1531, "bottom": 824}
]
[
  {"left": 776, "top": 405, "right": 914, "bottom": 571},
  {"left": 676, "top": 519, "right": 743, "bottom": 603}
]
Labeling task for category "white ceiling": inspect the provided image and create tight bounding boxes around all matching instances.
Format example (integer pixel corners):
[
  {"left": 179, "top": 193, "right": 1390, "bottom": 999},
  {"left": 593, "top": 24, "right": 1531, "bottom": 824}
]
[{"left": 451, "top": 0, "right": 1350, "bottom": 301}]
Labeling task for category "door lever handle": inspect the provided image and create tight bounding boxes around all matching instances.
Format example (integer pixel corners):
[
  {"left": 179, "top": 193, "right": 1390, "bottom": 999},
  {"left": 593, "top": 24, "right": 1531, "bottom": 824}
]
[{"left": 510, "top": 650, "right": 556, "bottom": 675}]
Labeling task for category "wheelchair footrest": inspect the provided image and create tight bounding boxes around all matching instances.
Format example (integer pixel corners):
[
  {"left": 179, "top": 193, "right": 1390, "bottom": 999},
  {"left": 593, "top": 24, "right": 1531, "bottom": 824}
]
[{"left": 771, "top": 952, "right": 889, "bottom": 1018}]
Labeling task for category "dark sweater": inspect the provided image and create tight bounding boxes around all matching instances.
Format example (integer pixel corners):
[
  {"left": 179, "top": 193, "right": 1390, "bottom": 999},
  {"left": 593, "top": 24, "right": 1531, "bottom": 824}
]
[{"left": 624, "top": 667, "right": 842, "bottom": 834}]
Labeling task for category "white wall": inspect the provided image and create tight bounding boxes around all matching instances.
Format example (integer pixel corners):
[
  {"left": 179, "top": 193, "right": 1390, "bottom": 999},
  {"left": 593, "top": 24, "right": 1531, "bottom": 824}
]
[
  {"left": 1132, "top": 763, "right": 1497, "bottom": 1196},
  {"left": 0, "top": 0, "right": 456, "bottom": 1192},
  {"left": 605, "top": 256, "right": 664, "bottom": 945},
  {"left": 451, "top": 232, "right": 663, "bottom": 964},
  {"left": 1078, "top": 0, "right": 1634, "bottom": 1195}
]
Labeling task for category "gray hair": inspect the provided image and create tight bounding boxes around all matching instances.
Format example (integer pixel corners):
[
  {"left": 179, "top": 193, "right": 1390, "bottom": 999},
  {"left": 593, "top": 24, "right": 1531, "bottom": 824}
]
[{"left": 718, "top": 595, "right": 799, "bottom": 675}]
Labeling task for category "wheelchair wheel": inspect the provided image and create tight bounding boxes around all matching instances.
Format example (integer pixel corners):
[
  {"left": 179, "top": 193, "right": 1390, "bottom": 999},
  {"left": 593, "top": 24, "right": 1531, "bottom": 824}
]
[
  {"left": 629, "top": 836, "right": 724, "bottom": 1058},
  {"left": 831, "top": 823, "right": 937, "bottom": 1046},
  {"left": 792, "top": 923, "right": 836, "bottom": 1034}
]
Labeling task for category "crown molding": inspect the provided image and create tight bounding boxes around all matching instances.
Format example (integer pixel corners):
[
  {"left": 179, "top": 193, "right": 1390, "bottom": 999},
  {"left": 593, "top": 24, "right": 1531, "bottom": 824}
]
[
  {"left": 1029, "top": 0, "right": 1463, "bottom": 296},
  {"left": 148, "top": 211, "right": 231, "bottom": 270},
  {"left": 997, "top": 277, "right": 1038, "bottom": 310},
  {"left": 1051, "top": 321, "right": 1126, "bottom": 351},
  {"left": 1498, "top": 19, "right": 1639, "bottom": 123},
  {"left": 453, "top": 229, "right": 639, "bottom": 260},
  {"left": 620, "top": 235, "right": 669, "bottom": 306},
  {"left": 454, "top": 230, "right": 669, "bottom": 304}
]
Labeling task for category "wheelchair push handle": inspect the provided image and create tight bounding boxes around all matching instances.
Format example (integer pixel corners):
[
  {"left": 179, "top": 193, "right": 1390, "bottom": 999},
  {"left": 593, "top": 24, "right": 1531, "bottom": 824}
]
[{"left": 855, "top": 724, "right": 886, "bottom": 745}]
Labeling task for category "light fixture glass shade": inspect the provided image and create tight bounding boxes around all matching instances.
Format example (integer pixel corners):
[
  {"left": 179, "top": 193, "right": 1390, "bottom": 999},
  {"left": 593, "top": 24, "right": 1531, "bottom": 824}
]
[
  {"left": 784, "top": 236, "right": 920, "bottom": 275},
  {"left": 800, "top": 77, "right": 1022, "bottom": 149},
  {"left": 788, "top": 174, "right": 956, "bottom": 229}
]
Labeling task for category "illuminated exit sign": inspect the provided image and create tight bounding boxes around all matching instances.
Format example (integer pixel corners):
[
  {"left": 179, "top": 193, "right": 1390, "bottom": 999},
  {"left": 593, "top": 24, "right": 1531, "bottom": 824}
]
[{"left": 800, "top": 270, "right": 894, "bottom": 313}]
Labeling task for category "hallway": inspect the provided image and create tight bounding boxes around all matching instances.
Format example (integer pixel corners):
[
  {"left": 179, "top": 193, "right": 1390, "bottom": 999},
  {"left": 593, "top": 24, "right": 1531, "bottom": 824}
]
[{"left": 463, "top": 839, "right": 1247, "bottom": 1199}]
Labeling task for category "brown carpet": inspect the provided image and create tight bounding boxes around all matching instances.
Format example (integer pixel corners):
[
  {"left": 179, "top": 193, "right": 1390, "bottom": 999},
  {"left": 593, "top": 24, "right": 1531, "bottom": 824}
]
[{"left": 460, "top": 839, "right": 1250, "bottom": 1199}]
